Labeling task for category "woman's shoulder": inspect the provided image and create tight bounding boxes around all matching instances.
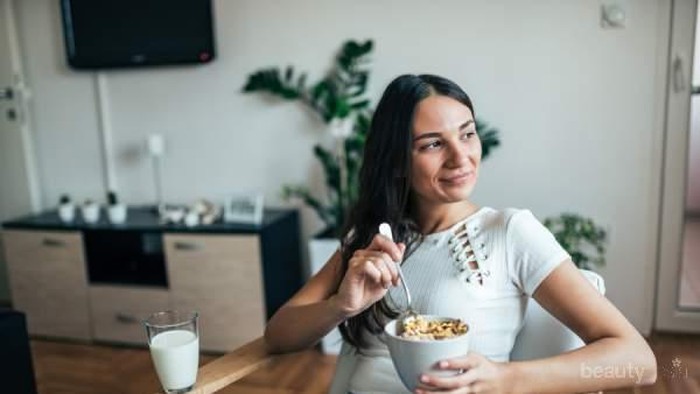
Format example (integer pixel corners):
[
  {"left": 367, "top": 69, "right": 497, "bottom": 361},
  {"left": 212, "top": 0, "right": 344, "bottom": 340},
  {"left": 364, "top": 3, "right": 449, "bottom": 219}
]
[{"left": 474, "top": 206, "right": 536, "bottom": 230}]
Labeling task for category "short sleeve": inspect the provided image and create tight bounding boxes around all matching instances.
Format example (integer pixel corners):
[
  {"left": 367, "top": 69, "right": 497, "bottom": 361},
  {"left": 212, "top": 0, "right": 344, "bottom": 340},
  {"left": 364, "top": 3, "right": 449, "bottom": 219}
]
[{"left": 505, "top": 209, "right": 570, "bottom": 295}]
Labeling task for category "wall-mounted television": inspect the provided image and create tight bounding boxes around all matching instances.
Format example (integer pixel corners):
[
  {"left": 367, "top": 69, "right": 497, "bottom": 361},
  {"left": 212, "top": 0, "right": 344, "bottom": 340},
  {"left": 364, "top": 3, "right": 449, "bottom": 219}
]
[{"left": 60, "top": 0, "right": 216, "bottom": 70}]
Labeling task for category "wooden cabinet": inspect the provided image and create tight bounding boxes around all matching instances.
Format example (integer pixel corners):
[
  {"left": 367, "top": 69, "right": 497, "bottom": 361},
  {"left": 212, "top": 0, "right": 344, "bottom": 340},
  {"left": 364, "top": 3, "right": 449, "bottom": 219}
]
[
  {"left": 2, "top": 230, "right": 91, "bottom": 340},
  {"left": 165, "top": 234, "right": 266, "bottom": 352},
  {"left": 1, "top": 208, "right": 302, "bottom": 352},
  {"left": 90, "top": 285, "right": 170, "bottom": 345}
]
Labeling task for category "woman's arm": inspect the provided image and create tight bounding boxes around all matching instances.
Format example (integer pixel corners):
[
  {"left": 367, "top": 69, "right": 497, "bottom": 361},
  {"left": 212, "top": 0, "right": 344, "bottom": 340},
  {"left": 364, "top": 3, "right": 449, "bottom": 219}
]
[
  {"left": 263, "top": 250, "right": 347, "bottom": 353},
  {"left": 507, "top": 260, "right": 657, "bottom": 392},
  {"left": 419, "top": 260, "right": 657, "bottom": 394},
  {"left": 264, "top": 235, "right": 405, "bottom": 353}
]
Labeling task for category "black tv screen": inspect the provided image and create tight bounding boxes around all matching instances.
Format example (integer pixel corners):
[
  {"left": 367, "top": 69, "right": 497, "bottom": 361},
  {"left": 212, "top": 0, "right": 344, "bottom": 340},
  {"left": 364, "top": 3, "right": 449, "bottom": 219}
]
[{"left": 60, "top": 0, "right": 216, "bottom": 70}]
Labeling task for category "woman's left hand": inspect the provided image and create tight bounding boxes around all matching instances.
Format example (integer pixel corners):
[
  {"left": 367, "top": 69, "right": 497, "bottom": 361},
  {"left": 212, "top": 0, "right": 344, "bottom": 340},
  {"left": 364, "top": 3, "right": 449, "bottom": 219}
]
[{"left": 415, "top": 352, "right": 514, "bottom": 394}]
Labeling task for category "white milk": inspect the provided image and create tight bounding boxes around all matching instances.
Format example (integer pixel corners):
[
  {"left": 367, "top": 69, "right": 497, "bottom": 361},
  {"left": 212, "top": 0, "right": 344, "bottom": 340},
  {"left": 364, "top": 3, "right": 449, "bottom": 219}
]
[{"left": 149, "top": 330, "right": 199, "bottom": 391}]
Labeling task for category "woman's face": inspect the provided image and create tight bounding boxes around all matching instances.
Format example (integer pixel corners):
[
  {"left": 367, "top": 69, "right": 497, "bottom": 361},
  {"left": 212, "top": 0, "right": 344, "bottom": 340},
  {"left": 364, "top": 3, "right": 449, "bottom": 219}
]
[{"left": 410, "top": 95, "right": 481, "bottom": 206}]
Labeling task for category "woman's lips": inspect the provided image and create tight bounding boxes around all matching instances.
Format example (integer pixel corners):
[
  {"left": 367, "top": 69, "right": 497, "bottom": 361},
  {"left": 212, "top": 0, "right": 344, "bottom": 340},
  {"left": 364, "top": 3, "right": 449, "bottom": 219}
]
[{"left": 440, "top": 171, "right": 475, "bottom": 185}]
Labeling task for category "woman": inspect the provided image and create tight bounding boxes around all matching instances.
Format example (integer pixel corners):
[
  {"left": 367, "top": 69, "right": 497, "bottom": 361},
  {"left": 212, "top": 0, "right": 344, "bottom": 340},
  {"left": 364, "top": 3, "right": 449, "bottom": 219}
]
[{"left": 265, "top": 74, "right": 657, "bottom": 393}]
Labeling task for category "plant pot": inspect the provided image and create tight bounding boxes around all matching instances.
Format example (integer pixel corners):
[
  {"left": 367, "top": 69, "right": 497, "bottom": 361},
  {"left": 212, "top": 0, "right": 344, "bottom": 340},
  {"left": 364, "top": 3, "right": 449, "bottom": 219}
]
[
  {"left": 308, "top": 235, "right": 342, "bottom": 354},
  {"left": 107, "top": 204, "right": 127, "bottom": 224},
  {"left": 81, "top": 203, "right": 100, "bottom": 224},
  {"left": 58, "top": 203, "right": 75, "bottom": 223},
  {"left": 184, "top": 211, "right": 199, "bottom": 227}
]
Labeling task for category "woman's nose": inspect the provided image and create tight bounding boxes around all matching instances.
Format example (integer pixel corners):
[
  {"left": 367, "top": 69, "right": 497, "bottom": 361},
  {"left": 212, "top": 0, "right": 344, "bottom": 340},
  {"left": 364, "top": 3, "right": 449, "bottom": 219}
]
[{"left": 446, "top": 141, "right": 471, "bottom": 167}]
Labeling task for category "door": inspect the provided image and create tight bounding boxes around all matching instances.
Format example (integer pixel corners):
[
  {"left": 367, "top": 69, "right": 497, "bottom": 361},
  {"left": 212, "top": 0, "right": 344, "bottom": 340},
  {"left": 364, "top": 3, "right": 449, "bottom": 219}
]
[
  {"left": 0, "top": 0, "right": 40, "bottom": 303},
  {"left": 655, "top": 0, "right": 700, "bottom": 332}
]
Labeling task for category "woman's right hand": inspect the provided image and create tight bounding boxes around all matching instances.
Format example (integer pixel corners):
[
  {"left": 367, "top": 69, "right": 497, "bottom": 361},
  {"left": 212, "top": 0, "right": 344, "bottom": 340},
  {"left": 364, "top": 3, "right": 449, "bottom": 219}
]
[{"left": 332, "top": 234, "right": 406, "bottom": 318}]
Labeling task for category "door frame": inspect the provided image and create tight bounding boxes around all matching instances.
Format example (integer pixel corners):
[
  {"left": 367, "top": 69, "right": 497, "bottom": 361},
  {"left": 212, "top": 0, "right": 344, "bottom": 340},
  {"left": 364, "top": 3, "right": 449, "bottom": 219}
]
[
  {"left": 1, "top": 0, "right": 41, "bottom": 214},
  {"left": 655, "top": 0, "right": 700, "bottom": 332}
]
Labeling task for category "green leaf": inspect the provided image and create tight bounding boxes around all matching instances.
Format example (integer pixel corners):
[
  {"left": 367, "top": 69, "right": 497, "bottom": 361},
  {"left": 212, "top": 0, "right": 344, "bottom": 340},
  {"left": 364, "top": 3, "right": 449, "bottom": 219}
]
[
  {"left": 283, "top": 185, "right": 333, "bottom": 225},
  {"left": 313, "top": 145, "right": 341, "bottom": 195},
  {"left": 296, "top": 73, "right": 307, "bottom": 91},
  {"left": 476, "top": 118, "right": 501, "bottom": 161},
  {"left": 349, "top": 99, "right": 370, "bottom": 110},
  {"left": 242, "top": 68, "right": 302, "bottom": 100},
  {"left": 334, "top": 98, "right": 351, "bottom": 119},
  {"left": 544, "top": 213, "right": 608, "bottom": 270}
]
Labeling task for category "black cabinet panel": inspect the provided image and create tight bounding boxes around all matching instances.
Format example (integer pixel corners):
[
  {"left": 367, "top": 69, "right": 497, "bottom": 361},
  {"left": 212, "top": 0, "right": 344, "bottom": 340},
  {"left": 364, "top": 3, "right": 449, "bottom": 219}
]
[{"left": 84, "top": 230, "right": 167, "bottom": 287}]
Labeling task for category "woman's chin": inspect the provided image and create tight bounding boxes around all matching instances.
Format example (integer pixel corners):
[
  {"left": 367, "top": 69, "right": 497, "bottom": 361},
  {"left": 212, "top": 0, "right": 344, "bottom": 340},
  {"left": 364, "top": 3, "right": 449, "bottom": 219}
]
[
  {"left": 437, "top": 176, "right": 477, "bottom": 197},
  {"left": 444, "top": 183, "right": 476, "bottom": 199},
  {"left": 440, "top": 188, "right": 475, "bottom": 203}
]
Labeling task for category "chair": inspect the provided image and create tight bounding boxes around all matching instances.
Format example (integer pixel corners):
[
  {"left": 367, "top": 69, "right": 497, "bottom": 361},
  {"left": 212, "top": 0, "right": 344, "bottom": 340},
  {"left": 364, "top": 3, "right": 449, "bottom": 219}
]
[
  {"left": 184, "top": 269, "right": 605, "bottom": 394},
  {"left": 0, "top": 308, "right": 38, "bottom": 394}
]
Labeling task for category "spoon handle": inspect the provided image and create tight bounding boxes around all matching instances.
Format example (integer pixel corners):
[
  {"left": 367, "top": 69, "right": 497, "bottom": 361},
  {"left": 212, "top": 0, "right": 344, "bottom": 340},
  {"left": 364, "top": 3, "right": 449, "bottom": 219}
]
[
  {"left": 396, "top": 263, "right": 412, "bottom": 309},
  {"left": 379, "top": 223, "right": 412, "bottom": 309}
]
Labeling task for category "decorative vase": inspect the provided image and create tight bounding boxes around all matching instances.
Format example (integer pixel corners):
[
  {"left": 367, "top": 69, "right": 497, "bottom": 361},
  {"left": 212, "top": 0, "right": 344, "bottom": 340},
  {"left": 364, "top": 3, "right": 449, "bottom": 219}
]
[
  {"left": 184, "top": 211, "right": 199, "bottom": 227},
  {"left": 107, "top": 204, "right": 127, "bottom": 224},
  {"left": 58, "top": 203, "right": 75, "bottom": 223},
  {"left": 81, "top": 203, "right": 100, "bottom": 224}
]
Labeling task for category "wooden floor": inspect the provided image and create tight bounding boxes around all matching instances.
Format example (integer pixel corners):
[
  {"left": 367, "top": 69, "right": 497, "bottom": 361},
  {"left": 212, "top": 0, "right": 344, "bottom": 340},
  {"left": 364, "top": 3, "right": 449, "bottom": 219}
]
[{"left": 30, "top": 332, "right": 699, "bottom": 394}]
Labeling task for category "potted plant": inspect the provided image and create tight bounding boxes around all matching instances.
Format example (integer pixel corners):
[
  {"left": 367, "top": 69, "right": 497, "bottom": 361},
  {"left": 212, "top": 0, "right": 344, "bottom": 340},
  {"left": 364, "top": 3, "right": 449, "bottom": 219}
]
[
  {"left": 57, "top": 194, "right": 75, "bottom": 223},
  {"left": 543, "top": 213, "right": 607, "bottom": 271},
  {"left": 106, "top": 190, "right": 127, "bottom": 224},
  {"left": 81, "top": 198, "right": 100, "bottom": 224}
]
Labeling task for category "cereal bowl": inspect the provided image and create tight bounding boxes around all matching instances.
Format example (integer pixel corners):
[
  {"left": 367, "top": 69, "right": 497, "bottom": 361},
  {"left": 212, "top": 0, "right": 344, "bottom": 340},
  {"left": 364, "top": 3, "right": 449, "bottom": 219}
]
[{"left": 383, "top": 315, "right": 471, "bottom": 391}]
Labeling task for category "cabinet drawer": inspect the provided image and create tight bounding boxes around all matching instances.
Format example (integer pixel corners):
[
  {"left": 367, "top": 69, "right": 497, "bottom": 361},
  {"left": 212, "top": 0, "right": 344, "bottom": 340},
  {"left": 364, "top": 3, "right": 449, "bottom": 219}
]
[
  {"left": 3, "top": 230, "right": 83, "bottom": 266},
  {"left": 2, "top": 230, "right": 90, "bottom": 340},
  {"left": 171, "top": 294, "right": 264, "bottom": 352},
  {"left": 164, "top": 234, "right": 266, "bottom": 352},
  {"left": 90, "top": 285, "right": 170, "bottom": 345},
  {"left": 164, "top": 234, "right": 262, "bottom": 295}
]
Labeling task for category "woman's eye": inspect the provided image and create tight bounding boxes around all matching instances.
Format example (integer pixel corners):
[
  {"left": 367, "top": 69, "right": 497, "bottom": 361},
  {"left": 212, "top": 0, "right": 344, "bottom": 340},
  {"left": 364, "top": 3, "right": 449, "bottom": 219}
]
[
  {"left": 460, "top": 132, "right": 476, "bottom": 140},
  {"left": 420, "top": 140, "right": 442, "bottom": 151}
]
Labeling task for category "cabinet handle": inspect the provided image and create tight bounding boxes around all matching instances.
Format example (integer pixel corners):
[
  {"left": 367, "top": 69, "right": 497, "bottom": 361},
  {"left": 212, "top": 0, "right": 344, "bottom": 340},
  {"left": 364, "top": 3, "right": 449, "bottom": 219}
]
[
  {"left": 174, "top": 241, "right": 201, "bottom": 251},
  {"left": 42, "top": 238, "right": 65, "bottom": 248},
  {"left": 115, "top": 313, "right": 139, "bottom": 325}
]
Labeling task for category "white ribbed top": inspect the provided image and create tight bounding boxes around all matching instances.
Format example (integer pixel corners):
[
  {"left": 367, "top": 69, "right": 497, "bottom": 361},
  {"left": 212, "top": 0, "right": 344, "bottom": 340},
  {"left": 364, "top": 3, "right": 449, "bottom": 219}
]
[{"left": 348, "top": 207, "right": 570, "bottom": 393}]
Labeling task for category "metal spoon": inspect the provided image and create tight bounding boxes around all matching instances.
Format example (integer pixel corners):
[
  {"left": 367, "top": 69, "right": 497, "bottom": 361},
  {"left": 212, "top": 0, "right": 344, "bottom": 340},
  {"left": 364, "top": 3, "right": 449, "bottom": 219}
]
[{"left": 379, "top": 223, "right": 416, "bottom": 332}]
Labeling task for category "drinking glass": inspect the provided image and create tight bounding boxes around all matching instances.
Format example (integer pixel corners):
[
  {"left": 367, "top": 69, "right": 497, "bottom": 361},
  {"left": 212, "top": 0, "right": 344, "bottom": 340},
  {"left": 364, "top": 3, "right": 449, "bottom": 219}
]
[{"left": 144, "top": 311, "right": 199, "bottom": 393}]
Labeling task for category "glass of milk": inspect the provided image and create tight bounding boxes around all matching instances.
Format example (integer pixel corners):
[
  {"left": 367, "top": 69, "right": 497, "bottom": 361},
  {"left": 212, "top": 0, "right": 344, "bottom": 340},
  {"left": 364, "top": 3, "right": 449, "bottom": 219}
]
[{"left": 144, "top": 310, "right": 199, "bottom": 393}]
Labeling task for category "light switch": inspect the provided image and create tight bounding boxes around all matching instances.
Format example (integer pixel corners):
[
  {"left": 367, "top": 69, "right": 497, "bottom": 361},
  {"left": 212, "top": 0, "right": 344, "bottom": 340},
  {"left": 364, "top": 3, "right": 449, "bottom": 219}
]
[{"left": 601, "top": 3, "right": 626, "bottom": 29}]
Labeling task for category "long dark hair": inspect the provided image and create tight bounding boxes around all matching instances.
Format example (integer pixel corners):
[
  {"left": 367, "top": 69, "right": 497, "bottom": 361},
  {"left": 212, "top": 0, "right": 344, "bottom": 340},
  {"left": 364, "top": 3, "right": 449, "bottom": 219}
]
[{"left": 337, "top": 74, "right": 475, "bottom": 349}]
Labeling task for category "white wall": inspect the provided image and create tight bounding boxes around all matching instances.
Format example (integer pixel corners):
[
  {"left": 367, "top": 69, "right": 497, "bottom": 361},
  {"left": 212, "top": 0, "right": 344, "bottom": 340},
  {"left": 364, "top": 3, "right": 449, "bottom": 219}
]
[{"left": 11, "top": 0, "right": 669, "bottom": 335}]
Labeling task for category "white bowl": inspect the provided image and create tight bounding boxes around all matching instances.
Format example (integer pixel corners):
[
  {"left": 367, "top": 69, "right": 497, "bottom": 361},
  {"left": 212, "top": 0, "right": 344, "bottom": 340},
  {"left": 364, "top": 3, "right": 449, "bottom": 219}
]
[{"left": 384, "top": 316, "right": 471, "bottom": 391}]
